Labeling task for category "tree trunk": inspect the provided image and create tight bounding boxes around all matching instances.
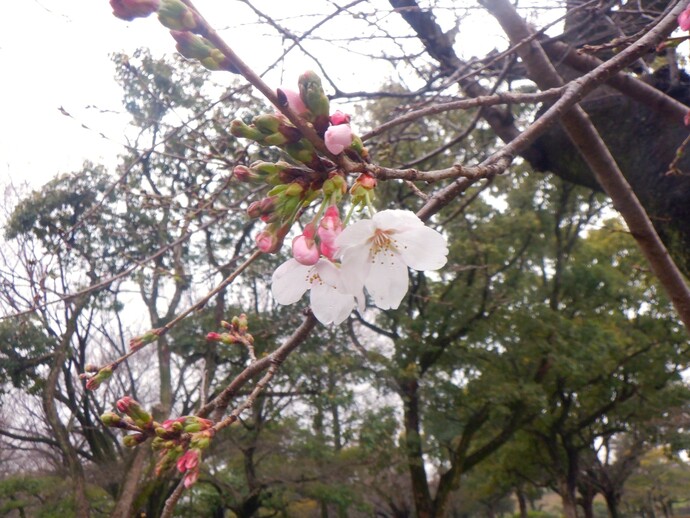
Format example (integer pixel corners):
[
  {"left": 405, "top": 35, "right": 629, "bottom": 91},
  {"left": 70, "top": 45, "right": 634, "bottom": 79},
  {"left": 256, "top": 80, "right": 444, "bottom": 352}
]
[
  {"left": 603, "top": 490, "right": 620, "bottom": 518},
  {"left": 399, "top": 378, "right": 434, "bottom": 518},
  {"left": 43, "top": 309, "right": 90, "bottom": 518},
  {"left": 559, "top": 479, "right": 579, "bottom": 518},
  {"left": 516, "top": 489, "right": 528, "bottom": 518},
  {"left": 110, "top": 448, "right": 149, "bottom": 518}
]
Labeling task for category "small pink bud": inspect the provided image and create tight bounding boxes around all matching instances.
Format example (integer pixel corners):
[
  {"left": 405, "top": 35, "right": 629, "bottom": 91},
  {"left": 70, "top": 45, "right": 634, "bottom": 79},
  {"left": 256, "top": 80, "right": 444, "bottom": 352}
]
[
  {"left": 256, "top": 231, "right": 276, "bottom": 253},
  {"left": 356, "top": 173, "right": 377, "bottom": 190},
  {"left": 176, "top": 449, "right": 200, "bottom": 473},
  {"left": 116, "top": 396, "right": 135, "bottom": 414},
  {"left": 233, "top": 165, "right": 254, "bottom": 182},
  {"left": 319, "top": 241, "right": 338, "bottom": 261},
  {"left": 292, "top": 234, "right": 319, "bottom": 266},
  {"left": 255, "top": 224, "right": 289, "bottom": 253},
  {"left": 206, "top": 332, "right": 222, "bottom": 341},
  {"left": 110, "top": 0, "right": 160, "bottom": 21},
  {"left": 679, "top": 7, "right": 690, "bottom": 31},
  {"left": 278, "top": 87, "right": 309, "bottom": 115},
  {"left": 329, "top": 110, "right": 350, "bottom": 125},
  {"left": 317, "top": 206, "right": 343, "bottom": 260},
  {"left": 183, "top": 469, "right": 199, "bottom": 488},
  {"left": 324, "top": 124, "right": 353, "bottom": 155}
]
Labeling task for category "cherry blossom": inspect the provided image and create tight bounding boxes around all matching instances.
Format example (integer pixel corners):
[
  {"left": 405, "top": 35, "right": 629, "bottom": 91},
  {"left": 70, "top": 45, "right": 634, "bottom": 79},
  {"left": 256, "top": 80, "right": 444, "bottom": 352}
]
[
  {"left": 324, "top": 124, "right": 353, "bottom": 154},
  {"left": 679, "top": 6, "right": 690, "bottom": 31},
  {"left": 335, "top": 210, "right": 448, "bottom": 310},
  {"left": 271, "top": 258, "right": 361, "bottom": 325}
]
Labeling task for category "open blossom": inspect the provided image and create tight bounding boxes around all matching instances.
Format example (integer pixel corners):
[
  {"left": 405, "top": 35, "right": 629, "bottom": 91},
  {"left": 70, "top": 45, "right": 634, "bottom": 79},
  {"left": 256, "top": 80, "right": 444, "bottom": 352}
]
[
  {"left": 324, "top": 124, "right": 353, "bottom": 154},
  {"left": 271, "top": 258, "right": 361, "bottom": 325},
  {"left": 680, "top": 6, "right": 690, "bottom": 31},
  {"left": 336, "top": 210, "right": 448, "bottom": 310}
]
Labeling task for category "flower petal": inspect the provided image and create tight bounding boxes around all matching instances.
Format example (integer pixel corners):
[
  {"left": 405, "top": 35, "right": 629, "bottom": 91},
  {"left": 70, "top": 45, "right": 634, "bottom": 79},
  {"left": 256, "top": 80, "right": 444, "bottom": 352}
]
[
  {"left": 271, "top": 259, "right": 311, "bottom": 305},
  {"left": 372, "top": 209, "right": 425, "bottom": 231},
  {"left": 310, "top": 283, "right": 355, "bottom": 325},
  {"left": 395, "top": 226, "right": 448, "bottom": 271},
  {"left": 335, "top": 218, "right": 376, "bottom": 251},
  {"left": 365, "top": 254, "right": 409, "bottom": 310}
]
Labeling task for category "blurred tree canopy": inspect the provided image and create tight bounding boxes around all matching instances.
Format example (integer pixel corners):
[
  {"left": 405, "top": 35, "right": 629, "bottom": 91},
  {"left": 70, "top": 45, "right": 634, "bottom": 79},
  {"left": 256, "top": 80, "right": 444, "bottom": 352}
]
[{"left": 2, "top": 2, "right": 690, "bottom": 517}]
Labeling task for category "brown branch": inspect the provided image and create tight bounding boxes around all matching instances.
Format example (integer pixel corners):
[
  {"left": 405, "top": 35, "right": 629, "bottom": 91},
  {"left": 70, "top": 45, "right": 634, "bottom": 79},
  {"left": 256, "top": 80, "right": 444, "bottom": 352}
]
[
  {"left": 362, "top": 88, "right": 564, "bottom": 141},
  {"left": 197, "top": 312, "right": 317, "bottom": 420},
  {"left": 479, "top": 0, "right": 690, "bottom": 333}
]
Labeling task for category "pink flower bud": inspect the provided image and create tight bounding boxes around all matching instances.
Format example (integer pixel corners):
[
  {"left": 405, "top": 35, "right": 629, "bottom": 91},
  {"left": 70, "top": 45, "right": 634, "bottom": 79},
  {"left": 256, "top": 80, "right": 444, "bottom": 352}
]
[
  {"left": 183, "top": 469, "right": 200, "bottom": 488},
  {"left": 177, "top": 449, "right": 200, "bottom": 473},
  {"left": 355, "top": 173, "right": 377, "bottom": 190},
  {"left": 292, "top": 234, "right": 320, "bottom": 266},
  {"left": 679, "top": 7, "right": 690, "bottom": 31},
  {"left": 255, "top": 224, "right": 289, "bottom": 253},
  {"left": 116, "top": 396, "right": 135, "bottom": 414},
  {"left": 319, "top": 241, "right": 338, "bottom": 261},
  {"left": 317, "top": 206, "right": 342, "bottom": 248},
  {"left": 206, "top": 332, "right": 222, "bottom": 341},
  {"left": 278, "top": 87, "right": 309, "bottom": 115},
  {"left": 110, "top": 0, "right": 160, "bottom": 21},
  {"left": 324, "top": 124, "right": 353, "bottom": 155},
  {"left": 329, "top": 110, "right": 351, "bottom": 125}
]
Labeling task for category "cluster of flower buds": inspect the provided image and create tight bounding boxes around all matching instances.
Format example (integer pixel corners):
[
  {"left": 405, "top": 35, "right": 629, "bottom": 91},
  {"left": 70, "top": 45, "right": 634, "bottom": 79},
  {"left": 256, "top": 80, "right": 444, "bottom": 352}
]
[
  {"left": 100, "top": 396, "right": 215, "bottom": 488},
  {"left": 206, "top": 313, "right": 254, "bottom": 348},
  {"left": 81, "top": 364, "right": 114, "bottom": 391},
  {"left": 100, "top": 396, "right": 155, "bottom": 447},
  {"left": 110, "top": 0, "right": 239, "bottom": 74},
  {"left": 231, "top": 71, "right": 370, "bottom": 254},
  {"left": 152, "top": 416, "right": 214, "bottom": 488}
]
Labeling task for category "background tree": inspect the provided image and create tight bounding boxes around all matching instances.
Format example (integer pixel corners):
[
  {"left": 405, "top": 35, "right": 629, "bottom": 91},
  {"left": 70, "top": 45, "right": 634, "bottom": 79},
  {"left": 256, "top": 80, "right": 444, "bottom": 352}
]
[{"left": 3, "top": 1, "right": 690, "bottom": 517}]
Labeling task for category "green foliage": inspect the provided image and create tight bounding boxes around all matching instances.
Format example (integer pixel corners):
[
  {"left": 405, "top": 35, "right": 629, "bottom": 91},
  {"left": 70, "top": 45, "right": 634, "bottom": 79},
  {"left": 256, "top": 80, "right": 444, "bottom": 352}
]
[
  {"left": 0, "top": 316, "right": 55, "bottom": 394},
  {"left": 0, "top": 475, "right": 113, "bottom": 517}
]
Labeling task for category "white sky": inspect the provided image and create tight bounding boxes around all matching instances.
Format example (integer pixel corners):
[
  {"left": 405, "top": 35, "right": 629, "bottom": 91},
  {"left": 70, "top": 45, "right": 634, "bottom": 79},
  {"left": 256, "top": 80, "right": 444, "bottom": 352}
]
[{"left": 0, "top": 1, "right": 517, "bottom": 191}]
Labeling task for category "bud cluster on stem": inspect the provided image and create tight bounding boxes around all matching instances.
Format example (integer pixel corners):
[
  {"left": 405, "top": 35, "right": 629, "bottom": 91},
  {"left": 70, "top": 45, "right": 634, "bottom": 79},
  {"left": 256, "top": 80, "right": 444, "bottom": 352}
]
[
  {"left": 100, "top": 396, "right": 216, "bottom": 488},
  {"left": 230, "top": 72, "right": 369, "bottom": 255}
]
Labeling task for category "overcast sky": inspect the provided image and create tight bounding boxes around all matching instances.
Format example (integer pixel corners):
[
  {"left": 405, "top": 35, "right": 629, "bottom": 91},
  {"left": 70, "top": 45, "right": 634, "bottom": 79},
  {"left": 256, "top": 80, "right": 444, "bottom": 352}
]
[
  {"left": 0, "top": 1, "right": 513, "bottom": 192},
  {"left": 0, "top": 1, "right": 382, "bottom": 190}
]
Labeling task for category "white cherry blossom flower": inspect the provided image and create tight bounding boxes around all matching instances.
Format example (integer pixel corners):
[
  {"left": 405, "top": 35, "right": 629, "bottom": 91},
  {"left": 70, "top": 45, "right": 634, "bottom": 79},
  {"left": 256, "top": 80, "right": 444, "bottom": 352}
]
[
  {"left": 271, "top": 258, "right": 362, "bottom": 325},
  {"left": 335, "top": 209, "right": 448, "bottom": 310}
]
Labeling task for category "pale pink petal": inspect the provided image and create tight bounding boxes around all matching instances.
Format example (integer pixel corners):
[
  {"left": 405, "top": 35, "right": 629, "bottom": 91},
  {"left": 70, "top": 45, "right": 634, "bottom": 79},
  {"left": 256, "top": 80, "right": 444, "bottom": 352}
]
[
  {"left": 372, "top": 209, "right": 424, "bottom": 231},
  {"left": 335, "top": 219, "right": 376, "bottom": 251},
  {"left": 338, "top": 244, "right": 371, "bottom": 296},
  {"left": 395, "top": 226, "right": 448, "bottom": 271},
  {"left": 271, "top": 259, "right": 311, "bottom": 305},
  {"left": 365, "top": 256, "right": 409, "bottom": 310},
  {"left": 279, "top": 87, "right": 308, "bottom": 114},
  {"left": 310, "top": 283, "right": 355, "bottom": 325},
  {"left": 324, "top": 124, "right": 353, "bottom": 154}
]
